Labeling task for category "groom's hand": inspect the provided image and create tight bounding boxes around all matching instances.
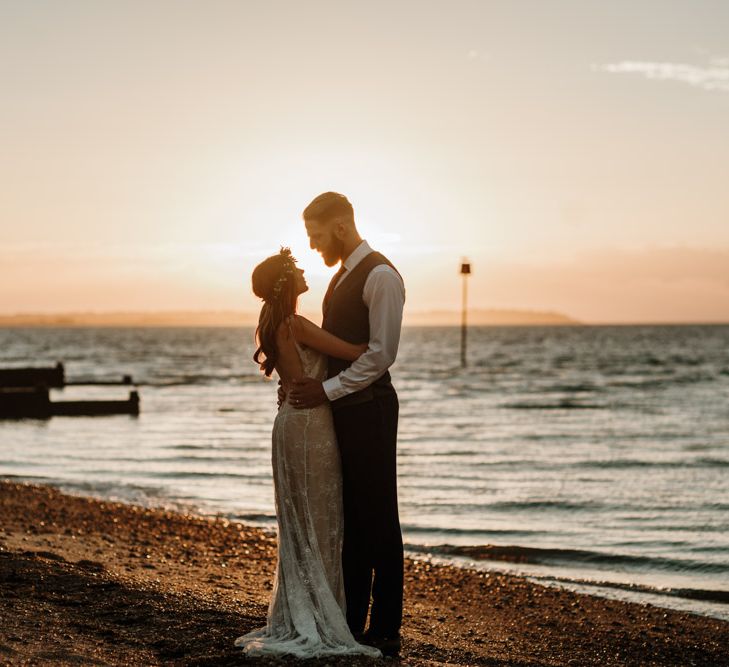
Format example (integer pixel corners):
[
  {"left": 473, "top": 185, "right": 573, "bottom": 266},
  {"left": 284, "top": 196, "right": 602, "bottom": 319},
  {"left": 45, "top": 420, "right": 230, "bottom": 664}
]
[{"left": 289, "top": 377, "right": 328, "bottom": 409}]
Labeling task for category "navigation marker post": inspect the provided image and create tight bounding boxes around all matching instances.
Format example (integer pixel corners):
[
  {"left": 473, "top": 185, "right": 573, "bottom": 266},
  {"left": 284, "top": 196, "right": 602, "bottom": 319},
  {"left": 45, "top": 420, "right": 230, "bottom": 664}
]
[{"left": 460, "top": 259, "right": 471, "bottom": 367}]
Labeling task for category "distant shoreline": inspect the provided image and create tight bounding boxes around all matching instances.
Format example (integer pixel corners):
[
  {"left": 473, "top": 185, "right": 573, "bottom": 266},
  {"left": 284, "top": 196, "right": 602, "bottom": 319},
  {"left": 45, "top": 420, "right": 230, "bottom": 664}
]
[
  {"left": 0, "top": 309, "right": 580, "bottom": 328},
  {"left": 0, "top": 311, "right": 728, "bottom": 327}
]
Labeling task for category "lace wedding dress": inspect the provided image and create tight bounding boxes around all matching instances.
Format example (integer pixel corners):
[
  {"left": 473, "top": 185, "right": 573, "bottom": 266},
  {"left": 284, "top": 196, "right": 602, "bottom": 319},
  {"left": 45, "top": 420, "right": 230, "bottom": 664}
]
[{"left": 235, "top": 343, "right": 380, "bottom": 659}]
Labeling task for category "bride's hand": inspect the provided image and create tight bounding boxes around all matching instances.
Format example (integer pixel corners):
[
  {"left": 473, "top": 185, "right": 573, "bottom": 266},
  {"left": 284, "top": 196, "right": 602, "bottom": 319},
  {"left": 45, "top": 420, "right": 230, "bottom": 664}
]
[{"left": 277, "top": 380, "right": 286, "bottom": 408}]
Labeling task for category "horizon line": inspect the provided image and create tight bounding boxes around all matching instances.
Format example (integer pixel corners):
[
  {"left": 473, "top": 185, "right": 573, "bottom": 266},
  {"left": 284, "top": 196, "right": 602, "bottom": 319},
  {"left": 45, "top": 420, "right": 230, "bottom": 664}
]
[{"left": 0, "top": 309, "right": 727, "bottom": 328}]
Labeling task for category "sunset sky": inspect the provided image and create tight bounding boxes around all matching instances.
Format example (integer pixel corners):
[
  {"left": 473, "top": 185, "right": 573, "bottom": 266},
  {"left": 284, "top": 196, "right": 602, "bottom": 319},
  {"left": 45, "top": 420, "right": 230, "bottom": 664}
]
[{"left": 2, "top": 1, "right": 728, "bottom": 323}]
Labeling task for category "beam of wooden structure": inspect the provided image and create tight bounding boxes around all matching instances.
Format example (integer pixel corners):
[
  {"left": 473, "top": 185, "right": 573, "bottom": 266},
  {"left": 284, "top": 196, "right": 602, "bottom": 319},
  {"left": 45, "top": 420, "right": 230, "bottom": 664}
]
[
  {"left": 0, "top": 387, "right": 140, "bottom": 419},
  {"left": 0, "top": 363, "right": 134, "bottom": 388},
  {"left": 52, "top": 391, "right": 140, "bottom": 417},
  {"left": 0, "top": 362, "right": 65, "bottom": 388}
]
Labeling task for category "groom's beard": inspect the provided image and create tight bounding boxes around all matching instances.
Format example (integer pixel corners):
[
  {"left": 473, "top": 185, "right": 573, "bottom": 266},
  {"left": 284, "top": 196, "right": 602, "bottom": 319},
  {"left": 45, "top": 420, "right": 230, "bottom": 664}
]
[{"left": 322, "top": 237, "right": 344, "bottom": 267}]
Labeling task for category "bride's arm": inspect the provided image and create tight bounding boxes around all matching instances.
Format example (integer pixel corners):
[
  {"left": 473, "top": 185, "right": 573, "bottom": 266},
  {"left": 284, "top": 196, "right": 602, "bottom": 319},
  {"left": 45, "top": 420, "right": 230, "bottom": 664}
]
[{"left": 290, "top": 315, "right": 367, "bottom": 361}]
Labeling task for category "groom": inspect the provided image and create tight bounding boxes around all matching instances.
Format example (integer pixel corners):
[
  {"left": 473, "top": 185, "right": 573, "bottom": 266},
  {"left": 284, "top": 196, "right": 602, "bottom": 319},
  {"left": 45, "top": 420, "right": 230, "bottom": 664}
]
[{"left": 288, "top": 192, "right": 405, "bottom": 655}]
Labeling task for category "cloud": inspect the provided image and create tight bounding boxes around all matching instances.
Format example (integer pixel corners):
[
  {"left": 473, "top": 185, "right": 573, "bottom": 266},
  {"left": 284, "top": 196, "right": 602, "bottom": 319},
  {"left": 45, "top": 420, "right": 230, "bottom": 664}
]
[{"left": 596, "top": 60, "right": 729, "bottom": 92}]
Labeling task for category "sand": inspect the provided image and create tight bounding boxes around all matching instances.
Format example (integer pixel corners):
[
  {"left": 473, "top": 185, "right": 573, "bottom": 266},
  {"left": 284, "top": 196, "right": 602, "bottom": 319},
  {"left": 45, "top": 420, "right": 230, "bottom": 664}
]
[{"left": 0, "top": 481, "right": 727, "bottom": 666}]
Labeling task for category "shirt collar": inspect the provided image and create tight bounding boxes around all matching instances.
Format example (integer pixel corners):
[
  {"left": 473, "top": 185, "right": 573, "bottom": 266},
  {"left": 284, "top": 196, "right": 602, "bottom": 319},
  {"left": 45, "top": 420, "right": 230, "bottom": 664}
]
[{"left": 342, "top": 240, "right": 372, "bottom": 273}]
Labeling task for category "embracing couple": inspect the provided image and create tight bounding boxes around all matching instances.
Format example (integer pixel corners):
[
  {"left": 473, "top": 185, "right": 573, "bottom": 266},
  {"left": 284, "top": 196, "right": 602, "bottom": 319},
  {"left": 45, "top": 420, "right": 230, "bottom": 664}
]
[{"left": 235, "top": 192, "right": 405, "bottom": 659}]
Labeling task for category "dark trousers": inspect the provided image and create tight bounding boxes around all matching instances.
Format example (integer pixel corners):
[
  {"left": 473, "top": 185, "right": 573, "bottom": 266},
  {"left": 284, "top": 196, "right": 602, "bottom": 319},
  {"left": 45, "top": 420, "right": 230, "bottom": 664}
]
[{"left": 332, "top": 388, "right": 403, "bottom": 637}]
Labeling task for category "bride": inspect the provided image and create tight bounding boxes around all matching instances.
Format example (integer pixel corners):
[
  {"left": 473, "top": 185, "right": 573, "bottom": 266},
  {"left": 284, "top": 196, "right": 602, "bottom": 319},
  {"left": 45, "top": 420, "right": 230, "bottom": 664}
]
[{"left": 235, "top": 248, "right": 381, "bottom": 659}]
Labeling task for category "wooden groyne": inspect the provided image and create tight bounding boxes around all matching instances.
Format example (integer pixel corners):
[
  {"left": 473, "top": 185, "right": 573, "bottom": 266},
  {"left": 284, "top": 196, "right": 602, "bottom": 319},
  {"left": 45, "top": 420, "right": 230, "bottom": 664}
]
[
  {"left": 0, "top": 362, "right": 133, "bottom": 388},
  {"left": 0, "top": 387, "right": 140, "bottom": 419},
  {"left": 0, "top": 362, "right": 65, "bottom": 388},
  {"left": 0, "top": 363, "right": 140, "bottom": 419}
]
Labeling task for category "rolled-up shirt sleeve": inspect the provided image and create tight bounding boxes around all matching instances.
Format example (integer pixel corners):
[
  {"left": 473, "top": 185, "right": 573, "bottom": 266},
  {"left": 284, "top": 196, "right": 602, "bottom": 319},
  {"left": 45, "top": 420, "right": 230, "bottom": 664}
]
[{"left": 322, "top": 266, "right": 405, "bottom": 401}]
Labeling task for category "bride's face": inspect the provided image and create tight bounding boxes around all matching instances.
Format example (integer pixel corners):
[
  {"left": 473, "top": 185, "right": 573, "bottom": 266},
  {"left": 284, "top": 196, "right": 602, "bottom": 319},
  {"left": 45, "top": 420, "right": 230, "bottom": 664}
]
[{"left": 293, "top": 266, "right": 308, "bottom": 295}]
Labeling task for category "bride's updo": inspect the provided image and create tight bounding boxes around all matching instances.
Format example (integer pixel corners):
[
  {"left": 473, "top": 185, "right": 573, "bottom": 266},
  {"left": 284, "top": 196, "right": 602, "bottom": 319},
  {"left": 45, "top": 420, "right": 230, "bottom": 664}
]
[{"left": 252, "top": 248, "right": 298, "bottom": 377}]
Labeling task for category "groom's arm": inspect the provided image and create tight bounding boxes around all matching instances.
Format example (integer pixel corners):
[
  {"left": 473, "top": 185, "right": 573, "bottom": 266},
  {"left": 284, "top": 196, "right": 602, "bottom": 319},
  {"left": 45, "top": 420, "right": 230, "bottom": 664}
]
[{"left": 322, "top": 266, "right": 405, "bottom": 401}]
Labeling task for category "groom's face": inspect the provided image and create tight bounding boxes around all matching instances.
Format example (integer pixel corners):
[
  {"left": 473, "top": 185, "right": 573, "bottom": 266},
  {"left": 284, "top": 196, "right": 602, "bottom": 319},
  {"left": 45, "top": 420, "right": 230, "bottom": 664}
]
[{"left": 305, "top": 218, "right": 343, "bottom": 267}]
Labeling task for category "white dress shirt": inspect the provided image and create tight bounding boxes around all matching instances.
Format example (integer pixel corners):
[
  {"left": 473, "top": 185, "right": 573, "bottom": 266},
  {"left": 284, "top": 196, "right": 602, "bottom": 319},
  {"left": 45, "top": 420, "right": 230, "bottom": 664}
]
[{"left": 322, "top": 240, "right": 405, "bottom": 401}]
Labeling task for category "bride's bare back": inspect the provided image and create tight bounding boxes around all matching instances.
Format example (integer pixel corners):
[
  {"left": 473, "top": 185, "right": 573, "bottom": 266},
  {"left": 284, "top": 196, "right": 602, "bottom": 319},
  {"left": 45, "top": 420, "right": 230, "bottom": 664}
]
[{"left": 273, "top": 315, "right": 366, "bottom": 391}]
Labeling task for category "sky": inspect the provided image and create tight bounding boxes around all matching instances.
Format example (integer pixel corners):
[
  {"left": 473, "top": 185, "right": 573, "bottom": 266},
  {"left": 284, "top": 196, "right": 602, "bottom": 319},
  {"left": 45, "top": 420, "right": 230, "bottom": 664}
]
[{"left": 1, "top": 0, "right": 728, "bottom": 323}]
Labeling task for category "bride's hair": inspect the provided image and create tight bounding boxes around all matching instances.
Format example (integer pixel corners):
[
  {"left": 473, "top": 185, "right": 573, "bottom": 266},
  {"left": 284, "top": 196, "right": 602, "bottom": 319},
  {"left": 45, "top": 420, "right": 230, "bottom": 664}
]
[{"left": 251, "top": 248, "right": 298, "bottom": 377}]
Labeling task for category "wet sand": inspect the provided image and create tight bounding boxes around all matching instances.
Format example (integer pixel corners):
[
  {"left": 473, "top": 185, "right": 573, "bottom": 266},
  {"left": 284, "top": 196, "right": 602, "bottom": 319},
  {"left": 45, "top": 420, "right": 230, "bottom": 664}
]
[{"left": 1, "top": 481, "right": 727, "bottom": 666}]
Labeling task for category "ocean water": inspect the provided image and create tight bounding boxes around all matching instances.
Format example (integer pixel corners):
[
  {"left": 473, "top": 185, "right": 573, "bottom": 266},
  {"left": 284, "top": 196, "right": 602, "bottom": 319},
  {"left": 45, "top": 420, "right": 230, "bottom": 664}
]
[{"left": 1, "top": 325, "right": 728, "bottom": 619}]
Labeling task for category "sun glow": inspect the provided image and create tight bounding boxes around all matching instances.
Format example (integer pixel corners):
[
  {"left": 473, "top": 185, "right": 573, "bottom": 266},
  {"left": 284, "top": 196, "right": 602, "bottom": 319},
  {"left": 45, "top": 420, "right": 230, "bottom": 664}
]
[{"left": 2, "top": 3, "right": 729, "bottom": 323}]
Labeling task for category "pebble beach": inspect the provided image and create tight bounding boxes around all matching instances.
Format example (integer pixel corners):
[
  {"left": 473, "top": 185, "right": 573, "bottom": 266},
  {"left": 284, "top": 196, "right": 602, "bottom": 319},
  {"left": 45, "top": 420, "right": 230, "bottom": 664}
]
[{"left": 1, "top": 481, "right": 727, "bottom": 666}]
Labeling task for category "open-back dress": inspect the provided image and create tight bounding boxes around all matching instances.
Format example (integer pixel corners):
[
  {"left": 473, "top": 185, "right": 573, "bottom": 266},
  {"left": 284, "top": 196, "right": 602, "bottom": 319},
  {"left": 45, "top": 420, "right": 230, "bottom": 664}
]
[{"left": 235, "top": 342, "right": 380, "bottom": 659}]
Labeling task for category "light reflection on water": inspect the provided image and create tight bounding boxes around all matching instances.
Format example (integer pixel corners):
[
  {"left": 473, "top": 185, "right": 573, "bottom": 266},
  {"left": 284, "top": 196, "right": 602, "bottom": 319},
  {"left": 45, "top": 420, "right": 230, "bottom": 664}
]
[{"left": 1, "top": 325, "right": 728, "bottom": 616}]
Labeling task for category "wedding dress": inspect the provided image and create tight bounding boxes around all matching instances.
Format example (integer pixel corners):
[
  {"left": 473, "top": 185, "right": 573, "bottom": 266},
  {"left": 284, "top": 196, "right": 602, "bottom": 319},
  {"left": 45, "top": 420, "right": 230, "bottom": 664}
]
[{"left": 235, "top": 342, "right": 380, "bottom": 659}]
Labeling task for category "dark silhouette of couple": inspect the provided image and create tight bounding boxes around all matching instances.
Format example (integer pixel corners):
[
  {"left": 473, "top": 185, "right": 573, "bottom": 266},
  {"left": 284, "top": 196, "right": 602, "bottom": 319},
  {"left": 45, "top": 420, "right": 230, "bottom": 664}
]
[{"left": 235, "top": 192, "right": 405, "bottom": 658}]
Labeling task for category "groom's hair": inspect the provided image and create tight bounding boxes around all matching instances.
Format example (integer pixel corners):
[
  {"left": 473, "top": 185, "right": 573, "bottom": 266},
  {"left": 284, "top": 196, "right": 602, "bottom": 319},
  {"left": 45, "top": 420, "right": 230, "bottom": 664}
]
[{"left": 303, "top": 192, "right": 354, "bottom": 226}]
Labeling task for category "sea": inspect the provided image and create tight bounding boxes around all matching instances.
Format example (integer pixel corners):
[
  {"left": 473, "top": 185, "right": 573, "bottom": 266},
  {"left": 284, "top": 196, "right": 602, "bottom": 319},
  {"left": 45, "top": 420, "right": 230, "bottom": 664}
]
[{"left": 1, "top": 325, "right": 728, "bottom": 621}]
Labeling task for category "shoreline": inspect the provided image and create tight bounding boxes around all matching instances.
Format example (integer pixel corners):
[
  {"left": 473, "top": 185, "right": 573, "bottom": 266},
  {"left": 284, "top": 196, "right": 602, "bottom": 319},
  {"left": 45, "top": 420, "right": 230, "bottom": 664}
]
[
  {"left": 7, "top": 477, "right": 727, "bottom": 621},
  {"left": 403, "top": 544, "right": 729, "bottom": 618},
  {"left": 1, "top": 481, "right": 728, "bottom": 665}
]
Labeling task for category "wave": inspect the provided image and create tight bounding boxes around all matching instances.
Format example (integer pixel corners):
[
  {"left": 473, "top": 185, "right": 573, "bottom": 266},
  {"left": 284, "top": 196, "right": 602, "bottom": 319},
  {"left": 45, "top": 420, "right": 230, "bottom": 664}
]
[
  {"left": 408, "top": 543, "right": 729, "bottom": 576},
  {"left": 576, "top": 458, "right": 729, "bottom": 470},
  {"left": 169, "top": 444, "right": 268, "bottom": 453},
  {"left": 136, "top": 374, "right": 262, "bottom": 387},
  {"left": 232, "top": 512, "right": 276, "bottom": 523},
  {"left": 544, "top": 383, "right": 604, "bottom": 393},
  {"left": 606, "top": 372, "right": 715, "bottom": 390},
  {"left": 533, "top": 574, "right": 729, "bottom": 606},
  {"left": 502, "top": 400, "right": 607, "bottom": 410},
  {"left": 149, "top": 456, "right": 260, "bottom": 465},
  {"left": 0, "top": 473, "right": 52, "bottom": 481},
  {"left": 402, "top": 525, "right": 542, "bottom": 537},
  {"left": 152, "top": 470, "right": 270, "bottom": 480},
  {"left": 484, "top": 499, "right": 600, "bottom": 511},
  {"left": 401, "top": 499, "right": 603, "bottom": 514}
]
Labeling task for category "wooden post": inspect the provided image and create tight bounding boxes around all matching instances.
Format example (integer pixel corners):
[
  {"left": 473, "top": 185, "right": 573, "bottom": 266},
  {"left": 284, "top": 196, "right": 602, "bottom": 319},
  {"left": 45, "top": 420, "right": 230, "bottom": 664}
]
[{"left": 460, "top": 260, "right": 471, "bottom": 367}]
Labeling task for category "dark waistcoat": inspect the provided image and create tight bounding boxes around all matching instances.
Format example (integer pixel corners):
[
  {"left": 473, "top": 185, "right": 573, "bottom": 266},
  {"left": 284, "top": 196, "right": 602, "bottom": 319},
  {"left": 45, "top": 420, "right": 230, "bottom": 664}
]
[{"left": 322, "top": 250, "right": 399, "bottom": 406}]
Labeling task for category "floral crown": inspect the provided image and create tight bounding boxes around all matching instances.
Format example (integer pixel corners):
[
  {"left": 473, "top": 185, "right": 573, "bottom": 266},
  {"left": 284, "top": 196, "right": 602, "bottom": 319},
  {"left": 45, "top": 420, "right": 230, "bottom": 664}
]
[{"left": 267, "top": 247, "right": 296, "bottom": 303}]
